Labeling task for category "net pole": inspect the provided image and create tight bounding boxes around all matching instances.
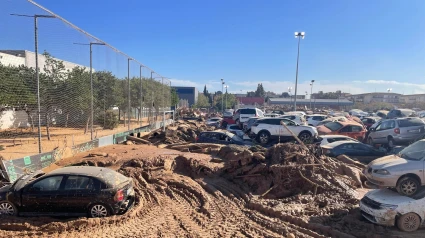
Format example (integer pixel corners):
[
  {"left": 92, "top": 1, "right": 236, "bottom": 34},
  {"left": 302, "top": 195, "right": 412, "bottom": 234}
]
[
  {"left": 34, "top": 16, "right": 42, "bottom": 153},
  {"left": 127, "top": 58, "right": 131, "bottom": 130}
]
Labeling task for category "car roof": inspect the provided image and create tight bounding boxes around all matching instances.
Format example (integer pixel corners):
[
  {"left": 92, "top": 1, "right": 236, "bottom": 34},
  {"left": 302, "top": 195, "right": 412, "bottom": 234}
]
[
  {"left": 48, "top": 166, "right": 114, "bottom": 177},
  {"left": 321, "top": 140, "right": 361, "bottom": 149},
  {"left": 337, "top": 121, "right": 363, "bottom": 126}
]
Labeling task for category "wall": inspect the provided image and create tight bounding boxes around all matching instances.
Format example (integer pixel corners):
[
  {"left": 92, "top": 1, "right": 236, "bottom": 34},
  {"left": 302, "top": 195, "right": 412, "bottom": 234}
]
[
  {"left": 0, "top": 52, "right": 26, "bottom": 67},
  {"left": 174, "top": 87, "right": 196, "bottom": 106},
  {"left": 25, "top": 51, "right": 90, "bottom": 72},
  {"left": 0, "top": 110, "right": 31, "bottom": 129}
]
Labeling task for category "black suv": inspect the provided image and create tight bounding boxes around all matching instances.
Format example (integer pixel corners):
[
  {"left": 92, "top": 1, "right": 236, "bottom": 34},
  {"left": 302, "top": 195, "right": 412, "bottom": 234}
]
[{"left": 0, "top": 166, "right": 134, "bottom": 217}]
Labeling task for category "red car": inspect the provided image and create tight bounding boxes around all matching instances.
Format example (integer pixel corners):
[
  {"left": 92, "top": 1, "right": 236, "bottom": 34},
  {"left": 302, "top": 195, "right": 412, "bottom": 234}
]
[
  {"left": 316, "top": 121, "right": 367, "bottom": 141},
  {"left": 361, "top": 117, "right": 381, "bottom": 129}
]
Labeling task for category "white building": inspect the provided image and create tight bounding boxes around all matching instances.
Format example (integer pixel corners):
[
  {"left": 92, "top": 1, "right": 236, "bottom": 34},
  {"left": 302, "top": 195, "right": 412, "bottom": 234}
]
[{"left": 0, "top": 50, "right": 90, "bottom": 72}]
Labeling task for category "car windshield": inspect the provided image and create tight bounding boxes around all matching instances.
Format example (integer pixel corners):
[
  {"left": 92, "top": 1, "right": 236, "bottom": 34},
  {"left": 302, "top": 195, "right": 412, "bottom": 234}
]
[
  {"left": 399, "top": 141, "right": 425, "bottom": 161},
  {"left": 324, "top": 122, "right": 343, "bottom": 131}
]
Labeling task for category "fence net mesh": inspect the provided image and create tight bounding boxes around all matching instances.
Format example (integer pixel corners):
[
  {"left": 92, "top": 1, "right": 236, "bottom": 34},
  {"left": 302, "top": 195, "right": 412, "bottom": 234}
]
[{"left": 0, "top": 0, "right": 171, "bottom": 160}]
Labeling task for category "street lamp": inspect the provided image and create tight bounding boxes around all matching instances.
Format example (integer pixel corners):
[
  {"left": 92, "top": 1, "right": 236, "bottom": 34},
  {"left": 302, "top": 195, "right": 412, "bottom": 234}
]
[
  {"left": 73, "top": 42, "right": 105, "bottom": 139},
  {"left": 221, "top": 79, "right": 225, "bottom": 112},
  {"left": 11, "top": 13, "right": 56, "bottom": 153},
  {"left": 310, "top": 80, "right": 315, "bottom": 110},
  {"left": 288, "top": 87, "right": 292, "bottom": 106},
  {"left": 224, "top": 85, "right": 229, "bottom": 110},
  {"left": 293, "top": 31, "right": 305, "bottom": 111}
]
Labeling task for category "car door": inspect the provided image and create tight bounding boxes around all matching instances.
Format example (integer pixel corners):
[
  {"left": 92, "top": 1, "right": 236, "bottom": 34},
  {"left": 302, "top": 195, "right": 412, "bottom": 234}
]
[
  {"left": 338, "top": 126, "right": 353, "bottom": 138},
  {"left": 64, "top": 175, "right": 99, "bottom": 214},
  {"left": 21, "top": 175, "right": 66, "bottom": 214},
  {"left": 370, "top": 121, "right": 388, "bottom": 144}
]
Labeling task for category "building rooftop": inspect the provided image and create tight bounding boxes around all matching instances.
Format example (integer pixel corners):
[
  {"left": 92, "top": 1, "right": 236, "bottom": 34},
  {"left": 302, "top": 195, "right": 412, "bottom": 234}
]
[{"left": 269, "top": 98, "right": 354, "bottom": 106}]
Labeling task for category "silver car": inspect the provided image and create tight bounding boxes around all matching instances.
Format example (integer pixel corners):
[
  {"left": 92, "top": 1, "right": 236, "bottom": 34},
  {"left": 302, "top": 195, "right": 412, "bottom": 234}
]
[
  {"left": 364, "top": 139, "right": 425, "bottom": 196},
  {"left": 367, "top": 117, "right": 425, "bottom": 147}
]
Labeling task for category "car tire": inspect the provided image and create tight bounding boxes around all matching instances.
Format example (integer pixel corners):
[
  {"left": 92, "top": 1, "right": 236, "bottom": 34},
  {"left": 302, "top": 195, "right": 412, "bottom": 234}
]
[
  {"left": 396, "top": 176, "right": 420, "bottom": 197},
  {"left": 89, "top": 203, "right": 110, "bottom": 218},
  {"left": 235, "top": 119, "right": 240, "bottom": 128},
  {"left": 257, "top": 131, "right": 270, "bottom": 144},
  {"left": 298, "top": 132, "right": 312, "bottom": 143},
  {"left": 397, "top": 212, "right": 421, "bottom": 232},
  {"left": 367, "top": 137, "right": 374, "bottom": 146},
  {"left": 388, "top": 137, "right": 395, "bottom": 148},
  {"left": 0, "top": 201, "right": 17, "bottom": 216}
]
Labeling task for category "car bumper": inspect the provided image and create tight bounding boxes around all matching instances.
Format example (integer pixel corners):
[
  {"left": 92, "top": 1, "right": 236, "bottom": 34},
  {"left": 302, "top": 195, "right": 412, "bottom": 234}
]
[
  {"left": 393, "top": 134, "right": 425, "bottom": 143},
  {"left": 359, "top": 201, "right": 396, "bottom": 226},
  {"left": 363, "top": 169, "right": 398, "bottom": 187}
]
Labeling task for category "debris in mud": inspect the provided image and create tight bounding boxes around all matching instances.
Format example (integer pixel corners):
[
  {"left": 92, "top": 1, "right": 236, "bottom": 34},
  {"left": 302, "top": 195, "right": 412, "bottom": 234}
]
[{"left": 140, "top": 119, "right": 217, "bottom": 144}]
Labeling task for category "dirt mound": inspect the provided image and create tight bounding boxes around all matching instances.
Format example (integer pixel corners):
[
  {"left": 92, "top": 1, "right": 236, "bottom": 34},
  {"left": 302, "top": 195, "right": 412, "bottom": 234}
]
[{"left": 141, "top": 120, "right": 216, "bottom": 145}]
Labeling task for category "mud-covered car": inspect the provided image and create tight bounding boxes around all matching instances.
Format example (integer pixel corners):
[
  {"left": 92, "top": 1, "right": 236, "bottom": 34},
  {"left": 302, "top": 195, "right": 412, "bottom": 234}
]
[
  {"left": 364, "top": 139, "right": 425, "bottom": 196},
  {"left": 360, "top": 189, "right": 425, "bottom": 232},
  {"left": 0, "top": 166, "right": 134, "bottom": 218}
]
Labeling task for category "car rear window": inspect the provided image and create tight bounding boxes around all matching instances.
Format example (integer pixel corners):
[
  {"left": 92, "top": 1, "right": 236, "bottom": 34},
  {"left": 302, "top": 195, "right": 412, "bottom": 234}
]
[
  {"left": 240, "top": 109, "right": 256, "bottom": 114},
  {"left": 398, "top": 118, "right": 425, "bottom": 127}
]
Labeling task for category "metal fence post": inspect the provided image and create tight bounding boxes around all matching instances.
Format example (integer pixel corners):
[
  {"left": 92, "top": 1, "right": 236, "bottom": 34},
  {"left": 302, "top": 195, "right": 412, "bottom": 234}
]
[
  {"left": 34, "top": 16, "right": 42, "bottom": 153},
  {"left": 127, "top": 58, "right": 131, "bottom": 130},
  {"left": 140, "top": 65, "right": 143, "bottom": 125}
]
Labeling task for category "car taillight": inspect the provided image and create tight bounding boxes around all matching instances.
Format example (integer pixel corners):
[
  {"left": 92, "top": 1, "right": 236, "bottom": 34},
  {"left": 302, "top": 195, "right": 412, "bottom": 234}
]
[
  {"left": 394, "top": 128, "right": 400, "bottom": 134},
  {"left": 114, "top": 189, "right": 124, "bottom": 202}
]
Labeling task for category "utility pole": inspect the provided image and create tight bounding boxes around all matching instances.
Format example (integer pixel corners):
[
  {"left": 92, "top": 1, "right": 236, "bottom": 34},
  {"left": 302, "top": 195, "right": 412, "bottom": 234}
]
[
  {"left": 310, "top": 80, "right": 315, "bottom": 111},
  {"left": 140, "top": 65, "right": 143, "bottom": 124},
  {"left": 127, "top": 58, "right": 132, "bottom": 130}
]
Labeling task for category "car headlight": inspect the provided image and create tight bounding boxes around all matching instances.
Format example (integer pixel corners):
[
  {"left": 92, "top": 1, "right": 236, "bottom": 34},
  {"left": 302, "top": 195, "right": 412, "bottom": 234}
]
[
  {"left": 380, "top": 204, "right": 398, "bottom": 210},
  {"left": 373, "top": 169, "right": 390, "bottom": 175}
]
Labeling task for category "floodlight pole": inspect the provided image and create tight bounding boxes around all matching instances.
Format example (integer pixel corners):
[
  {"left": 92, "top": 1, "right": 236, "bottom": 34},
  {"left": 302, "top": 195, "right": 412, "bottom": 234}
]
[{"left": 294, "top": 31, "right": 305, "bottom": 111}]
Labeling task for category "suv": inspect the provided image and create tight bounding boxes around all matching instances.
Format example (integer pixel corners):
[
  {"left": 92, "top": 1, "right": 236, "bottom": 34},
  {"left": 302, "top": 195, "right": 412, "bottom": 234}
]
[
  {"left": 279, "top": 115, "right": 307, "bottom": 125},
  {"left": 306, "top": 114, "right": 327, "bottom": 126},
  {"left": 367, "top": 117, "right": 425, "bottom": 147},
  {"left": 386, "top": 109, "right": 416, "bottom": 119},
  {"left": 233, "top": 108, "right": 264, "bottom": 127},
  {"left": 250, "top": 118, "right": 318, "bottom": 144}
]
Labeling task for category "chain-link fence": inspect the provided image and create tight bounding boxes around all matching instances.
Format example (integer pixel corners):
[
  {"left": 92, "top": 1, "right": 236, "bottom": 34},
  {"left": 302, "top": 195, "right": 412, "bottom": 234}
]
[{"left": 0, "top": 0, "right": 172, "bottom": 160}]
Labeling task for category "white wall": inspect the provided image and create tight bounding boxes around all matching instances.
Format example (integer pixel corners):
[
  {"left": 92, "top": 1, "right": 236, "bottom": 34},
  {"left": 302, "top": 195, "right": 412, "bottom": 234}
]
[
  {"left": 0, "top": 52, "right": 25, "bottom": 67},
  {"left": 25, "top": 51, "right": 90, "bottom": 72},
  {"left": 0, "top": 110, "right": 31, "bottom": 129}
]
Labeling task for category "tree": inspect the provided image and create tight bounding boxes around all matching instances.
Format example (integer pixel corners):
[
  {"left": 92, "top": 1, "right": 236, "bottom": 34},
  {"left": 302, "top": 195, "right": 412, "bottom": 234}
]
[
  {"left": 171, "top": 88, "right": 179, "bottom": 107},
  {"left": 281, "top": 92, "right": 290, "bottom": 98},
  {"left": 203, "top": 85, "right": 209, "bottom": 97},
  {"left": 255, "top": 83, "right": 265, "bottom": 98},
  {"left": 213, "top": 93, "right": 236, "bottom": 110},
  {"left": 246, "top": 91, "right": 256, "bottom": 97},
  {"left": 195, "top": 93, "right": 210, "bottom": 108}
]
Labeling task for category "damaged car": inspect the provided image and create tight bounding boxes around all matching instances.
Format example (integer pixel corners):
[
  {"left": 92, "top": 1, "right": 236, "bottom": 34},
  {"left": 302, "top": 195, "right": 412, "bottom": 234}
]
[
  {"left": 364, "top": 139, "right": 425, "bottom": 196},
  {"left": 0, "top": 166, "right": 135, "bottom": 218},
  {"left": 360, "top": 188, "right": 425, "bottom": 232}
]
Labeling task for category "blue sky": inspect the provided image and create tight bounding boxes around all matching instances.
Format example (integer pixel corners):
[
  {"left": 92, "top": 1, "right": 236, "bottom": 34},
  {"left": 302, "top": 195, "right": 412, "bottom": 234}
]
[{"left": 2, "top": 0, "right": 425, "bottom": 97}]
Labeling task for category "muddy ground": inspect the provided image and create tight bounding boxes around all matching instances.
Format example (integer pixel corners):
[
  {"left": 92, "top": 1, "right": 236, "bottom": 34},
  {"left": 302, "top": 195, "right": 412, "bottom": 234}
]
[{"left": 0, "top": 144, "right": 422, "bottom": 238}]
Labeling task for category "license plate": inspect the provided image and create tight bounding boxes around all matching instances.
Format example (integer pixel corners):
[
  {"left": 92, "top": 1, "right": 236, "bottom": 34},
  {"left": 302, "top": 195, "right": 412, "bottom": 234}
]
[
  {"left": 359, "top": 203, "right": 374, "bottom": 215},
  {"left": 408, "top": 129, "right": 420, "bottom": 133}
]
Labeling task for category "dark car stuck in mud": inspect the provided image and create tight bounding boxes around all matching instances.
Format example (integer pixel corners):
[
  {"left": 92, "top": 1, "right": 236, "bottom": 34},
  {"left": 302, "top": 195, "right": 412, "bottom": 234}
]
[{"left": 0, "top": 166, "right": 135, "bottom": 218}]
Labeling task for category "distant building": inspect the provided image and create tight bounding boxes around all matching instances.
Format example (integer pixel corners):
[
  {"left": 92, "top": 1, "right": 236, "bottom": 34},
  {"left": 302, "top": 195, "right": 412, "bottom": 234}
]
[
  {"left": 236, "top": 97, "right": 265, "bottom": 106},
  {"left": 172, "top": 86, "right": 198, "bottom": 106},
  {"left": 0, "top": 50, "right": 90, "bottom": 72},
  {"left": 350, "top": 92, "right": 402, "bottom": 104},
  {"left": 268, "top": 98, "right": 354, "bottom": 109},
  {"left": 400, "top": 94, "right": 425, "bottom": 104}
]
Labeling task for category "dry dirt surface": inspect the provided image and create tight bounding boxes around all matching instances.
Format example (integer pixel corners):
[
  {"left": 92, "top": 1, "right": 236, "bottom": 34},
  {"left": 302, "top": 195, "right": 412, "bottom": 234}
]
[{"left": 0, "top": 143, "right": 420, "bottom": 238}]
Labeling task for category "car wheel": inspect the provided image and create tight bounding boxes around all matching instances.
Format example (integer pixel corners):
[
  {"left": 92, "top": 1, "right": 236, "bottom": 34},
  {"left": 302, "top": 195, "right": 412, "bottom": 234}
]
[
  {"left": 388, "top": 137, "right": 395, "bottom": 148},
  {"left": 298, "top": 132, "right": 312, "bottom": 143},
  {"left": 367, "top": 137, "right": 374, "bottom": 145},
  {"left": 0, "top": 201, "right": 17, "bottom": 216},
  {"left": 257, "top": 131, "right": 270, "bottom": 144},
  {"left": 397, "top": 213, "right": 421, "bottom": 232},
  {"left": 396, "top": 176, "right": 420, "bottom": 196},
  {"left": 89, "top": 203, "right": 110, "bottom": 218},
  {"left": 235, "top": 119, "right": 240, "bottom": 128}
]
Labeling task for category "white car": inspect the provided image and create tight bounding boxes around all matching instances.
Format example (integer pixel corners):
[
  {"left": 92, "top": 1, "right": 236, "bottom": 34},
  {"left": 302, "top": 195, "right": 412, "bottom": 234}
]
[
  {"left": 264, "top": 113, "right": 280, "bottom": 118},
  {"left": 226, "top": 124, "right": 245, "bottom": 137},
  {"left": 250, "top": 117, "right": 318, "bottom": 144},
  {"left": 233, "top": 108, "right": 264, "bottom": 126},
  {"left": 206, "top": 117, "right": 222, "bottom": 126},
  {"left": 306, "top": 114, "right": 327, "bottom": 126},
  {"left": 278, "top": 115, "right": 307, "bottom": 126},
  {"left": 317, "top": 135, "right": 358, "bottom": 146},
  {"left": 360, "top": 189, "right": 425, "bottom": 232}
]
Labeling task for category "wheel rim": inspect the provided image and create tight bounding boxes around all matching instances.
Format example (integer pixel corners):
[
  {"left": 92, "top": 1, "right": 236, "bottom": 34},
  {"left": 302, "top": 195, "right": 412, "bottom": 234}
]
[
  {"left": 259, "top": 134, "right": 268, "bottom": 143},
  {"left": 91, "top": 205, "right": 108, "bottom": 218},
  {"left": 299, "top": 133, "right": 311, "bottom": 142},
  {"left": 402, "top": 214, "right": 419, "bottom": 231},
  {"left": 401, "top": 180, "right": 417, "bottom": 195},
  {"left": 0, "top": 202, "right": 14, "bottom": 215}
]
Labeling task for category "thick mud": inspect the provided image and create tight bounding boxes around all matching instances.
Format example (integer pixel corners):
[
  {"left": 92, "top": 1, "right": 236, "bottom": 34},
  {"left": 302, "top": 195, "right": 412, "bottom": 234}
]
[{"left": 0, "top": 144, "right": 416, "bottom": 237}]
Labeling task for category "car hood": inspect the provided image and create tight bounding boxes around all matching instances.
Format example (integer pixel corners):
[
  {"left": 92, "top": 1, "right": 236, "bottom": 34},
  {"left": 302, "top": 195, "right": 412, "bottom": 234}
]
[
  {"left": 365, "top": 189, "right": 414, "bottom": 205},
  {"left": 0, "top": 184, "right": 11, "bottom": 195},
  {"left": 368, "top": 155, "right": 408, "bottom": 169}
]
